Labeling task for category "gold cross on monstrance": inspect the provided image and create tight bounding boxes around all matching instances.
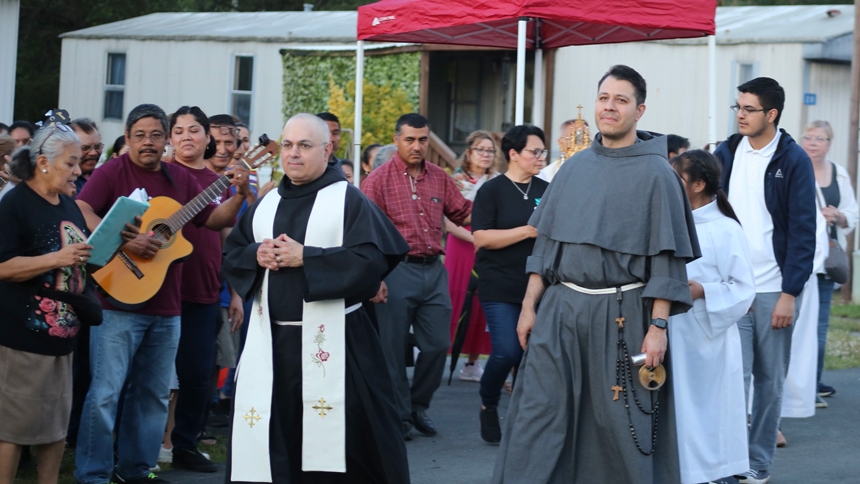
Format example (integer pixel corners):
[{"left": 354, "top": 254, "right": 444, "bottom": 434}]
[
  {"left": 243, "top": 407, "right": 262, "bottom": 428},
  {"left": 312, "top": 398, "right": 333, "bottom": 417}
]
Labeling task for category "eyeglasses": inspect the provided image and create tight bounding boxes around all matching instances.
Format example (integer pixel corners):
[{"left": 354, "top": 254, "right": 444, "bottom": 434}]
[
  {"left": 37, "top": 124, "right": 73, "bottom": 155},
  {"left": 129, "top": 131, "right": 166, "bottom": 143},
  {"left": 211, "top": 125, "right": 241, "bottom": 137},
  {"left": 522, "top": 148, "right": 548, "bottom": 159},
  {"left": 472, "top": 147, "right": 496, "bottom": 156},
  {"left": 802, "top": 135, "right": 830, "bottom": 143},
  {"left": 81, "top": 143, "right": 105, "bottom": 153},
  {"left": 281, "top": 141, "right": 325, "bottom": 152},
  {"left": 730, "top": 104, "right": 768, "bottom": 116}
]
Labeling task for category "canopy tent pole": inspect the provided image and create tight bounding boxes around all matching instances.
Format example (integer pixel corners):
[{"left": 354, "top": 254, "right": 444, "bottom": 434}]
[
  {"left": 708, "top": 35, "right": 717, "bottom": 147},
  {"left": 532, "top": 19, "right": 543, "bottom": 128},
  {"left": 515, "top": 18, "right": 527, "bottom": 125},
  {"left": 353, "top": 40, "right": 365, "bottom": 187}
]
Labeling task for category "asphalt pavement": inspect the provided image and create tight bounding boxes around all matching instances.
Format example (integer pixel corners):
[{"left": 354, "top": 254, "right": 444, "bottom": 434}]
[{"left": 162, "top": 360, "right": 860, "bottom": 483}]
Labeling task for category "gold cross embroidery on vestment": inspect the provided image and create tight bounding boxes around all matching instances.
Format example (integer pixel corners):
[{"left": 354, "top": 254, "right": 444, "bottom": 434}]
[{"left": 312, "top": 398, "right": 333, "bottom": 417}]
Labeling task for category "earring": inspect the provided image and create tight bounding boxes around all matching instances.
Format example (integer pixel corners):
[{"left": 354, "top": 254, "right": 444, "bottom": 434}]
[{"left": 42, "top": 169, "right": 47, "bottom": 173}]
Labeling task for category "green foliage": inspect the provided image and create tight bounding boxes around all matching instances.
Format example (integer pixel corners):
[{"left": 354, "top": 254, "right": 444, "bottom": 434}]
[{"left": 281, "top": 51, "right": 419, "bottom": 157}]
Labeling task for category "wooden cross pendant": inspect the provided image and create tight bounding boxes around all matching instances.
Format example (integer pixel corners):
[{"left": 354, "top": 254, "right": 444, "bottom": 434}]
[
  {"left": 615, "top": 317, "right": 625, "bottom": 329},
  {"left": 611, "top": 385, "right": 623, "bottom": 401}
]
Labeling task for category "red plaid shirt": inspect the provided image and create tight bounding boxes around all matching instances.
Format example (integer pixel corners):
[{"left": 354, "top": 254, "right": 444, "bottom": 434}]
[{"left": 362, "top": 153, "right": 472, "bottom": 256}]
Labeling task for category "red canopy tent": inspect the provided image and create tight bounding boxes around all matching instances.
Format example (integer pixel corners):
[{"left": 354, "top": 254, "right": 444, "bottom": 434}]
[{"left": 349, "top": 0, "right": 717, "bottom": 183}]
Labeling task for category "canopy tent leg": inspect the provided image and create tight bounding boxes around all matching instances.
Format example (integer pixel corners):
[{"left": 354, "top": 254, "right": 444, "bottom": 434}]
[
  {"left": 353, "top": 40, "right": 364, "bottom": 187},
  {"left": 515, "top": 18, "right": 527, "bottom": 125},
  {"left": 708, "top": 35, "right": 717, "bottom": 148},
  {"left": 533, "top": 47, "right": 544, "bottom": 128}
]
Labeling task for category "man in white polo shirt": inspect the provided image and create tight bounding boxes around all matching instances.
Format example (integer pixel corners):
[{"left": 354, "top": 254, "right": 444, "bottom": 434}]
[{"left": 714, "top": 77, "right": 817, "bottom": 484}]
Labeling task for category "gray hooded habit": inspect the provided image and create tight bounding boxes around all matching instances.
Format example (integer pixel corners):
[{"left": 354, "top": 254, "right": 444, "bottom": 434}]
[{"left": 492, "top": 131, "right": 701, "bottom": 484}]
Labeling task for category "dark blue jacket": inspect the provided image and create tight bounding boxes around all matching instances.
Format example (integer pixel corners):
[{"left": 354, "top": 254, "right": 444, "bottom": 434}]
[{"left": 714, "top": 129, "right": 816, "bottom": 297}]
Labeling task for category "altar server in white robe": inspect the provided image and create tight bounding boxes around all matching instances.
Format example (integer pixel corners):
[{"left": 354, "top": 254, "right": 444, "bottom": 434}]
[{"left": 669, "top": 150, "right": 756, "bottom": 484}]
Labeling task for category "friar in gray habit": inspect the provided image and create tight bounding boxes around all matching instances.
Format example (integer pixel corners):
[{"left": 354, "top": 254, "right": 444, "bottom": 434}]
[{"left": 491, "top": 65, "right": 701, "bottom": 483}]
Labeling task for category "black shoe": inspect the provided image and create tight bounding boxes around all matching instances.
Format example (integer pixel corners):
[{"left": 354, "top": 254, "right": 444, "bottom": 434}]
[
  {"left": 480, "top": 407, "right": 501, "bottom": 444},
  {"left": 818, "top": 383, "right": 836, "bottom": 397},
  {"left": 411, "top": 410, "right": 438, "bottom": 436},
  {"left": 206, "top": 406, "right": 230, "bottom": 428},
  {"left": 171, "top": 447, "right": 218, "bottom": 473},
  {"left": 110, "top": 471, "right": 169, "bottom": 483}
]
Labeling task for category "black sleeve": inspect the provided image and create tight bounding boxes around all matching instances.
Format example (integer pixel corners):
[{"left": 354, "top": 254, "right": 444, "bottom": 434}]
[
  {"left": 222, "top": 204, "right": 263, "bottom": 301},
  {"left": 0, "top": 195, "right": 25, "bottom": 263},
  {"left": 470, "top": 182, "right": 497, "bottom": 232},
  {"left": 303, "top": 243, "right": 386, "bottom": 302}
]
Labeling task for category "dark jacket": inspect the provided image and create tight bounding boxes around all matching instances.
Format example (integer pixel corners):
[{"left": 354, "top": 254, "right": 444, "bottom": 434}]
[{"left": 714, "top": 129, "right": 816, "bottom": 297}]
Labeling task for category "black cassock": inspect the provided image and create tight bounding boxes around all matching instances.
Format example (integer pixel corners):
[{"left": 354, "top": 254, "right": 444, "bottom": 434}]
[{"left": 223, "top": 166, "right": 410, "bottom": 484}]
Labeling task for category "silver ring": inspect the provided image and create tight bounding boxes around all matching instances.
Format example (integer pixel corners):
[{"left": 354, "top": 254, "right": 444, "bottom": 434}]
[
  {"left": 276, "top": 255, "right": 282, "bottom": 263},
  {"left": 79, "top": 256, "right": 84, "bottom": 263},
  {"left": 237, "top": 174, "right": 242, "bottom": 179}
]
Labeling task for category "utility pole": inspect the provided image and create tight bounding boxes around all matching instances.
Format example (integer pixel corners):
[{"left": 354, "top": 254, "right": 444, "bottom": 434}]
[{"left": 847, "top": 0, "right": 860, "bottom": 301}]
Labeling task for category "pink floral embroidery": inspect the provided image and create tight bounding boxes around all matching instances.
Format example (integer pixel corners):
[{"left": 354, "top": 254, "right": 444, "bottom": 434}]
[
  {"left": 310, "top": 324, "right": 330, "bottom": 377},
  {"left": 39, "top": 298, "right": 57, "bottom": 313},
  {"left": 45, "top": 311, "right": 59, "bottom": 327}
]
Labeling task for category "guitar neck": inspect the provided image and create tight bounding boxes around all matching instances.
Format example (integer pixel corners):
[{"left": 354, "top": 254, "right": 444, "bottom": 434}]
[{"left": 165, "top": 174, "right": 232, "bottom": 232}]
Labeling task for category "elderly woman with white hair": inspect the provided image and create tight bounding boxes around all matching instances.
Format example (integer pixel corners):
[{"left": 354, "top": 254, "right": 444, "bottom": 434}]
[
  {"left": 0, "top": 124, "right": 103, "bottom": 484},
  {"left": 801, "top": 120, "right": 859, "bottom": 403}
]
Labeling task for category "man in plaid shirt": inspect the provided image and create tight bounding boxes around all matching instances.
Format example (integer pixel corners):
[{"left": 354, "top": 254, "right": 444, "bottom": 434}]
[{"left": 362, "top": 113, "right": 472, "bottom": 440}]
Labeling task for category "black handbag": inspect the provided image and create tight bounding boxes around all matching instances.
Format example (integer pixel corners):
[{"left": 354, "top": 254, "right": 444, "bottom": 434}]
[{"left": 817, "top": 187, "right": 850, "bottom": 284}]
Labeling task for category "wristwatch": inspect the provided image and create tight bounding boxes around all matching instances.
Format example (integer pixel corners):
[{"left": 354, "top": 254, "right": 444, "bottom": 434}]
[{"left": 650, "top": 318, "right": 668, "bottom": 330}]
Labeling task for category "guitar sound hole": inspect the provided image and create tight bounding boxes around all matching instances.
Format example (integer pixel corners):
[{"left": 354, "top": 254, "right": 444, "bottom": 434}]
[{"left": 150, "top": 223, "right": 173, "bottom": 244}]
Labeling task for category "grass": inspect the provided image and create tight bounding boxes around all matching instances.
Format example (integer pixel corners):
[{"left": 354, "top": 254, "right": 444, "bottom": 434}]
[
  {"left": 14, "top": 436, "right": 228, "bottom": 484},
  {"left": 13, "top": 305, "right": 860, "bottom": 482}
]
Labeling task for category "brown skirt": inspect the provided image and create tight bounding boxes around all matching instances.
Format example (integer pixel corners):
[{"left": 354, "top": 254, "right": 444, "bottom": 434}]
[{"left": 0, "top": 345, "right": 73, "bottom": 445}]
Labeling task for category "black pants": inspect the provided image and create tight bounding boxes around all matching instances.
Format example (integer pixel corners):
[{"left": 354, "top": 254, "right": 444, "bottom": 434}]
[{"left": 172, "top": 301, "right": 220, "bottom": 451}]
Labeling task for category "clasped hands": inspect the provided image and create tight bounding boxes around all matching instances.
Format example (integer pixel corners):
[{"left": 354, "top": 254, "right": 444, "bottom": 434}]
[{"left": 257, "top": 234, "right": 303, "bottom": 270}]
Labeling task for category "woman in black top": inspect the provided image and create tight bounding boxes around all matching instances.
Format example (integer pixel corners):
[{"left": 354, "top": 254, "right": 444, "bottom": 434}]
[
  {"left": 471, "top": 125, "right": 549, "bottom": 444},
  {"left": 0, "top": 125, "right": 94, "bottom": 484}
]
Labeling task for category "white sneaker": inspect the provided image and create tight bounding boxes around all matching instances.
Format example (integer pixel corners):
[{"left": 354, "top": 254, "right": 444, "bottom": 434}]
[
  {"left": 158, "top": 445, "right": 173, "bottom": 463},
  {"left": 149, "top": 464, "right": 161, "bottom": 472},
  {"left": 734, "top": 469, "right": 771, "bottom": 484},
  {"left": 459, "top": 362, "right": 484, "bottom": 382}
]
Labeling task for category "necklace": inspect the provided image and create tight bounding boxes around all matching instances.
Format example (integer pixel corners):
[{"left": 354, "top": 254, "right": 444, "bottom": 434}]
[
  {"left": 406, "top": 172, "right": 418, "bottom": 200},
  {"left": 507, "top": 175, "right": 532, "bottom": 200}
]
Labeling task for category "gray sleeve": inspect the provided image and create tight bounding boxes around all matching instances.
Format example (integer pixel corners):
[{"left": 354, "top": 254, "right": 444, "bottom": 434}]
[
  {"left": 641, "top": 252, "right": 692, "bottom": 316},
  {"left": 525, "top": 234, "right": 558, "bottom": 285}
]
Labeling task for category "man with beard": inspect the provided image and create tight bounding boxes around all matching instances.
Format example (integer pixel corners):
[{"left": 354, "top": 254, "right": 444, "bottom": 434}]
[
  {"left": 491, "top": 65, "right": 699, "bottom": 483},
  {"left": 69, "top": 118, "right": 103, "bottom": 197}
]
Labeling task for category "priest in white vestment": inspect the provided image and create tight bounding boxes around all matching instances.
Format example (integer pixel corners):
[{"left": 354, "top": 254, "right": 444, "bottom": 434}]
[{"left": 223, "top": 114, "right": 410, "bottom": 484}]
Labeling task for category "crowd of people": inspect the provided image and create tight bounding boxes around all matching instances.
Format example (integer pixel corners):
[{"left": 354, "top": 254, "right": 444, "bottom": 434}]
[{"left": 0, "top": 63, "right": 855, "bottom": 484}]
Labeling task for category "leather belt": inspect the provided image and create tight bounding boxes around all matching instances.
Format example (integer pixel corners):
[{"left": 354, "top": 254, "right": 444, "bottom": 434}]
[{"left": 404, "top": 255, "right": 439, "bottom": 265}]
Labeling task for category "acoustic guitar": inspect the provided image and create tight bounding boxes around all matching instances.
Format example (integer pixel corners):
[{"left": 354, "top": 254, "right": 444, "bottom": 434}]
[{"left": 93, "top": 136, "right": 278, "bottom": 308}]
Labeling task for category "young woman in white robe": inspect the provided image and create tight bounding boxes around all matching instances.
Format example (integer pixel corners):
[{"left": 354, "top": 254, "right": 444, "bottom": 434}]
[{"left": 670, "top": 150, "right": 757, "bottom": 484}]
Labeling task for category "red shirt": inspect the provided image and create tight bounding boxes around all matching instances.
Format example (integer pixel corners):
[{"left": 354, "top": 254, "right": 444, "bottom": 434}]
[
  {"left": 171, "top": 162, "right": 233, "bottom": 305},
  {"left": 77, "top": 154, "right": 217, "bottom": 316},
  {"left": 362, "top": 153, "right": 471, "bottom": 257}
]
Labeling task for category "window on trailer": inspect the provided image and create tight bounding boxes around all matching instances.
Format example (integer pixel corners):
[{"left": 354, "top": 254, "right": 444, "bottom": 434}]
[
  {"left": 232, "top": 55, "right": 254, "bottom": 126},
  {"left": 104, "top": 53, "right": 126, "bottom": 120}
]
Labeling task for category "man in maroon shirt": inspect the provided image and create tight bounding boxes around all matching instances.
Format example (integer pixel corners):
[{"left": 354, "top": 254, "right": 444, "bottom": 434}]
[
  {"left": 362, "top": 113, "right": 472, "bottom": 440},
  {"left": 73, "top": 104, "right": 250, "bottom": 484}
]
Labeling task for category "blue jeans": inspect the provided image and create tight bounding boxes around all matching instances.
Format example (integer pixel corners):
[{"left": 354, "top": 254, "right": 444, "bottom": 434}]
[
  {"left": 172, "top": 301, "right": 220, "bottom": 451},
  {"left": 817, "top": 275, "right": 835, "bottom": 386},
  {"left": 479, "top": 301, "right": 524, "bottom": 408},
  {"left": 74, "top": 310, "right": 180, "bottom": 484}
]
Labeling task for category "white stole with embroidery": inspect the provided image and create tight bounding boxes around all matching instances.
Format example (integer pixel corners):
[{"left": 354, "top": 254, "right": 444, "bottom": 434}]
[{"left": 231, "top": 181, "right": 348, "bottom": 482}]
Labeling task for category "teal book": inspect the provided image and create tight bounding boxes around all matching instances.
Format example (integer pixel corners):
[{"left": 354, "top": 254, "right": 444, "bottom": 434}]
[{"left": 87, "top": 196, "right": 150, "bottom": 267}]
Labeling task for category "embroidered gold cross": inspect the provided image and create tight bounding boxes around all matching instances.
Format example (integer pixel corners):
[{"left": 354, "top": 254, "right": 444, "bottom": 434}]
[
  {"left": 615, "top": 317, "right": 625, "bottom": 329},
  {"left": 611, "top": 385, "right": 623, "bottom": 401},
  {"left": 312, "top": 398, "right": 333, "bottom": 417},
  {"left": 243, "top": 407, "right": 262, "bottom": 428}
]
